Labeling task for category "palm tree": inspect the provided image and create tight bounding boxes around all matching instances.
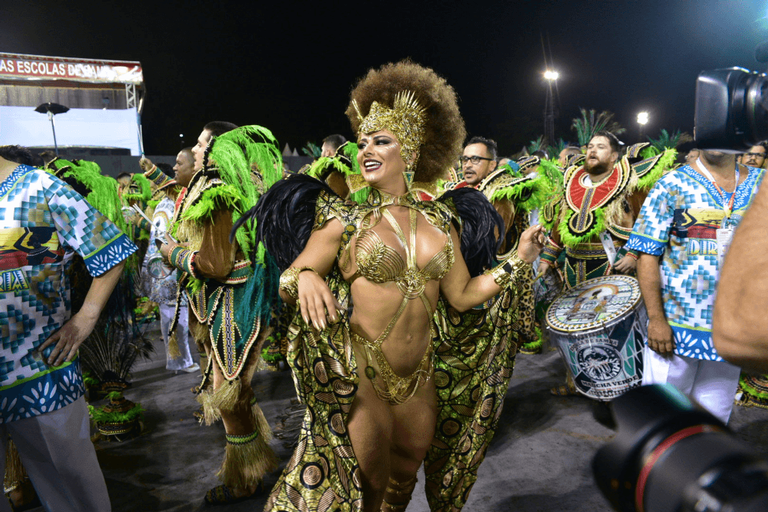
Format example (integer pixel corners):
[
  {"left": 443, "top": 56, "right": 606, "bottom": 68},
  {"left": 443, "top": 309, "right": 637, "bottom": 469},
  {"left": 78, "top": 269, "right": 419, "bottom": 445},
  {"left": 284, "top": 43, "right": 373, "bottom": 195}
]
[
  {"left": 647, "top": 129, "right": 693, "bottom": 151},
  {"left": 571, "top": 108, "right": 626, "bottom": 146}
]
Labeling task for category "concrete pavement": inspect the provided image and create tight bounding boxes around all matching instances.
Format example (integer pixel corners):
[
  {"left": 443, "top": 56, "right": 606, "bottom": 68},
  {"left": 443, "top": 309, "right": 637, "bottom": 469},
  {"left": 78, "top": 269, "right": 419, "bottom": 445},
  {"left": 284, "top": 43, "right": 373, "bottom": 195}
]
[{"left": 21, "top": 324, "right": 768, "bottom": 511}]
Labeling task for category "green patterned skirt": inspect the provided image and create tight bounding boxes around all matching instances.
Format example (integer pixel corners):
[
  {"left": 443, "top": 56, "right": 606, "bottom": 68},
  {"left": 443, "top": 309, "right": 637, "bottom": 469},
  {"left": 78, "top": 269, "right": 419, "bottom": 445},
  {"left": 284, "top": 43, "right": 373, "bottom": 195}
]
[{"left": 266, "top": 285, "right": 520, "bottom": 511}]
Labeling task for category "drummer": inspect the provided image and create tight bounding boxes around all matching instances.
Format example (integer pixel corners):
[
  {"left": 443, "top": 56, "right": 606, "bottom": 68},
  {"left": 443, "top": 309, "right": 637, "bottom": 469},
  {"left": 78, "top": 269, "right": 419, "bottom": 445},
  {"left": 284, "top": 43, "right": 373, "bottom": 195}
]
[{"left": 538, "top": 132, "right": 645, "bottom": 396}]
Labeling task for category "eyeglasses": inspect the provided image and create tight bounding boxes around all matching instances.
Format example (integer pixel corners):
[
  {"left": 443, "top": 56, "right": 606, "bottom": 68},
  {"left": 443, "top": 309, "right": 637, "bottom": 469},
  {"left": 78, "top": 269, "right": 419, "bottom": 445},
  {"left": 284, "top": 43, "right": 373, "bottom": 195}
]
[
  {"left": 460, "top": 155, "right": 493, "bottom": 165},
  {"left": 744, "top": 152, "right": 766, "bottom": 159}
]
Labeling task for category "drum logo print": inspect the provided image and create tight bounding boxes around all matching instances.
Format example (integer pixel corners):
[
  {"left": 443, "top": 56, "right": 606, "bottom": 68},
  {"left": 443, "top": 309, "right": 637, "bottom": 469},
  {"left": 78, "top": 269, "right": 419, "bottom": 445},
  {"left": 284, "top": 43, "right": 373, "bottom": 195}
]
[{"left": 576, "top": 345, "right": 622, "bottom": 382}]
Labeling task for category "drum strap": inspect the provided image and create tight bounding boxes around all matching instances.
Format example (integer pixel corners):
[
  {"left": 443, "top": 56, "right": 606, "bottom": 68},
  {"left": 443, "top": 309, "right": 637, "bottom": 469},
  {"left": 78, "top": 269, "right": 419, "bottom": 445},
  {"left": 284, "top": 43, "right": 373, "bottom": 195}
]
[
  {"left": 598, "top": 231, "right": 618, "bottom": 265},
  {"left": 583, "top": 175, "right": 618, "bottom": 265}
]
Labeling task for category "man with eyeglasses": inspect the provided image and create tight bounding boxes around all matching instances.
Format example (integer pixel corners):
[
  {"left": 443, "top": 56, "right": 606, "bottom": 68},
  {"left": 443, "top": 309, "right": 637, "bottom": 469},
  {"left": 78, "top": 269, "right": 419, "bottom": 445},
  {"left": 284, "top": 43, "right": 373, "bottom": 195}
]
[
  {"left": 738, "top": 141, "right": 768, "bottom": 169},
  {"left": 448, "top": 136, "right": 538, "bottom": 353},
  {"left": 460, "top": 136, "right": 498, "bottom": 186}
]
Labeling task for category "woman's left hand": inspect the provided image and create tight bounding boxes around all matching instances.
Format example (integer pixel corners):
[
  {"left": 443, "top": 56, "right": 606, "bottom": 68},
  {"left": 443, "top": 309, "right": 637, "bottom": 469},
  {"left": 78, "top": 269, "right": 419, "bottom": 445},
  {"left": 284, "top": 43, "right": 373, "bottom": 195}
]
[{"left": 518, "top": 224, "right": 547, "bottom": 263}]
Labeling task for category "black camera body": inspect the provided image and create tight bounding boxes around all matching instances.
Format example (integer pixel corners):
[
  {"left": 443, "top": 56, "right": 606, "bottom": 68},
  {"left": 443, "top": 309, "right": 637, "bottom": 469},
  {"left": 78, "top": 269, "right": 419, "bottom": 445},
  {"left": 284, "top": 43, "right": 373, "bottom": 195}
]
[{"left": 695, "top": 67, "right": 768, "bottom": 150}]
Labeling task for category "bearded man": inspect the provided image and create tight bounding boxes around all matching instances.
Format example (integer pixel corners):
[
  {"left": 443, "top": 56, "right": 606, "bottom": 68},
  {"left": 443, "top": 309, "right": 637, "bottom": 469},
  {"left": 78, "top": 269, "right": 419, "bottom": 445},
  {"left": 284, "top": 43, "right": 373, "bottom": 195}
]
[{"left": 539, "top": 131, "right": 640, "bottom": 287}]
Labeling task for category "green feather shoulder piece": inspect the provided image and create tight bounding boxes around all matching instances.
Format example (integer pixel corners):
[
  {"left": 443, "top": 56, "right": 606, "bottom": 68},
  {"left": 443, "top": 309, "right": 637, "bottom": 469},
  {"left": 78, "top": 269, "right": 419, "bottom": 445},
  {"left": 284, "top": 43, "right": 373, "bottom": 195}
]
[
  {"left": 123, "top": 173, "right": 151, "bottom": 203},
  {"left": 206, "top": 125, "right": 284, "bottom": 257},
  {"left": 634, "top": 148, "right": 677, "bottom": 192},
  {"left": 484, "top": 164, "right": 551, "bottom": 213},
  {"left": 182, "top": 184, "right": 244, "bottom": 222}
]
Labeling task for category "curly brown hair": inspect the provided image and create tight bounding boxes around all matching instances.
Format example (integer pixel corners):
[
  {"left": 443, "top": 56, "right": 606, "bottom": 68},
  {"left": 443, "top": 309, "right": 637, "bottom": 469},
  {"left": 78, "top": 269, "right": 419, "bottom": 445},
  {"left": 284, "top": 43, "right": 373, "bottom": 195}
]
[{"left": 345, "top": 60, "right": 466, "bottom": 184}]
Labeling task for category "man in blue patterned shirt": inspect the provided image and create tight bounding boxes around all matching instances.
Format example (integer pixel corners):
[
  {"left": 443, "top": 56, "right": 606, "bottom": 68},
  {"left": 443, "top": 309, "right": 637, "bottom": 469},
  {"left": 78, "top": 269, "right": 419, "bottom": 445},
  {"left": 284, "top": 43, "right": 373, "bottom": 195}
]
[
  {"left": 0, "top": 145, "right": 137, "bottom": 511},
  {"left": 626, "top": 149, "right": 764, "bottom": 424}
]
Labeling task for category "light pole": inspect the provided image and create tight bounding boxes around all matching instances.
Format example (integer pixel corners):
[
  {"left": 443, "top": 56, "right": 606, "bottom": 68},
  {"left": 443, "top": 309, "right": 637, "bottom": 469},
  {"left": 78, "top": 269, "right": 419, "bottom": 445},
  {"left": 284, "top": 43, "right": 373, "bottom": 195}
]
[
  {"left": 637, "top": 111, "right": 649, "bottom": 142},
  {"left": 544, "top": 70, "right": 559, "bottom": 146}
]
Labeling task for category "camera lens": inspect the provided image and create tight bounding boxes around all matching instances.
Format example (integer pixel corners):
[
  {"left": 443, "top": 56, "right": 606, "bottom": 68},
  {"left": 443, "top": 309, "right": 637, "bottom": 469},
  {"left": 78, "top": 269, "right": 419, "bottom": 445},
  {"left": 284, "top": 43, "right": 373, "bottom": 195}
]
[{"left": 593, "top": 384, "right": 768, "bottom": 512}]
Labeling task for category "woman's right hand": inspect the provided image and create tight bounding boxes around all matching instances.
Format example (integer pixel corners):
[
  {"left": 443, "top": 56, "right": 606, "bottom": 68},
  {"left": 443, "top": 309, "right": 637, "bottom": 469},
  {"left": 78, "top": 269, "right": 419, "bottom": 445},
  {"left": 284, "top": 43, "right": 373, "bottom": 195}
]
[{"left": 297, "top": 270, "right": 343, "bottom": 331}]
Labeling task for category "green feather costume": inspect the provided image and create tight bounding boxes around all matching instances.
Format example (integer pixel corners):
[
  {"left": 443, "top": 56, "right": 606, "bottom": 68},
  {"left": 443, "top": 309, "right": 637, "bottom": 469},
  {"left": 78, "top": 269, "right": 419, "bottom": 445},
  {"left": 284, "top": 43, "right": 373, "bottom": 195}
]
[
  {"left": 167, "top": 126, "right": 284, "bottom": 490},
  {"left": 541, "top": 142, "right": 675, "bottom": 288},
  {"left": 170, "top": 125, "right": 283, "bottom": 384}
]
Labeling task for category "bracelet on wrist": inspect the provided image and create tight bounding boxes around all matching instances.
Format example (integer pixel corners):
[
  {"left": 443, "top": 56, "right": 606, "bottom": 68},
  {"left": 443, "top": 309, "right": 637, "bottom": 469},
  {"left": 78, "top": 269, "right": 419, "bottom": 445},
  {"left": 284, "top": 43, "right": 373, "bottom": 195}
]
[
  {"left": 168, "top": 246, "right": 197, "bottom": 277},
  {"left": 279, "top": 266, "right": 321, "bottom": 300},
  {"left": 485, "top": 254, "right": 532, "bottom": 288}
]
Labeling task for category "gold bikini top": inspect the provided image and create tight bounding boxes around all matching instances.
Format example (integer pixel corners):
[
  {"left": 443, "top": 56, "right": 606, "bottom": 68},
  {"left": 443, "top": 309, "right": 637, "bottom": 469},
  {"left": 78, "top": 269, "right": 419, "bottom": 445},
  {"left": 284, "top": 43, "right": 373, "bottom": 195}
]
[{"left": 352, "top": 207, "right": 454, "bottom": 299}]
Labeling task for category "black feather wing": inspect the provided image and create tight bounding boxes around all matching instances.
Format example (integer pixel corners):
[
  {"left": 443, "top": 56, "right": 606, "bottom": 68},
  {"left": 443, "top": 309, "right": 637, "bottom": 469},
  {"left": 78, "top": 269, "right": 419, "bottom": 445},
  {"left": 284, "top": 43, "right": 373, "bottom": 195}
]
[
  {"left": 231, "top": 174, "right": 336, "bottom": 271},
  {"left": 437, "top": 187, "right": 503, "bottom": 277}
]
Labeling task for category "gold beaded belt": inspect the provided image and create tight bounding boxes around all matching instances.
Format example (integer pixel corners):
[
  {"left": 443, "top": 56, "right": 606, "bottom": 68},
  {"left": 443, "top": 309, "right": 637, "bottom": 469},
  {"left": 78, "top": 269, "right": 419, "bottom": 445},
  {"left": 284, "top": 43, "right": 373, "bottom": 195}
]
[{"left": 351, "top": 328, "right": 434, "bottom": 406}]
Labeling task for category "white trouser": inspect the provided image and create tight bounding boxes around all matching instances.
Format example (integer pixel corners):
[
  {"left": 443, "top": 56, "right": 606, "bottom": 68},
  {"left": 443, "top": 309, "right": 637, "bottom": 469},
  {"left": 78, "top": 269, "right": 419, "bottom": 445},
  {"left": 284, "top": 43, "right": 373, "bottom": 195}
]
[
  {"left": 159, "top": 303, "right": 193, "bottom": 371},
  {"left": 642, "top": 346, "right": 741, "bottom": 424},
  {"left": 0, "top": 397, "right": 111, "bottom": 512}
]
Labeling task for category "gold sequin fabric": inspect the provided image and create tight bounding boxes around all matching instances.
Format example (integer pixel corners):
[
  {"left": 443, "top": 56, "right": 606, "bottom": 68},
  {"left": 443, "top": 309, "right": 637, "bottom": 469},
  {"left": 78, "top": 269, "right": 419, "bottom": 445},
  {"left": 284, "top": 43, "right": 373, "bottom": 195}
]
[{"left": 425, "top": 289, "right": 519, "bottom": 510}]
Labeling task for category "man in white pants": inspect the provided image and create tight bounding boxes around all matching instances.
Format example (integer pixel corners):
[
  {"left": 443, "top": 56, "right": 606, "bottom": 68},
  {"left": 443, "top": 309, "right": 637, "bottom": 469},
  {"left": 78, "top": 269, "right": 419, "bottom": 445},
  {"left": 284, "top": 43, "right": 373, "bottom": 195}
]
[
  {"left": 626, "top": 149, "right": 765, "bottom": 423},
  {"left": 140, "top": 150, "right": 198, "bottom": 374},
  {"left": 0, "top": 145, "right": 137, "bottom": 511}
]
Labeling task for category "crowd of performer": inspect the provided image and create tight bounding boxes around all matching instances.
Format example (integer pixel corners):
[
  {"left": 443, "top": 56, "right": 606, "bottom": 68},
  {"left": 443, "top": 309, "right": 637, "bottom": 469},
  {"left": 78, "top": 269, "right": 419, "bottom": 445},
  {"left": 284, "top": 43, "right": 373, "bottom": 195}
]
[{"left": 0, "top": 60, "right": 766, "bottom": 512}]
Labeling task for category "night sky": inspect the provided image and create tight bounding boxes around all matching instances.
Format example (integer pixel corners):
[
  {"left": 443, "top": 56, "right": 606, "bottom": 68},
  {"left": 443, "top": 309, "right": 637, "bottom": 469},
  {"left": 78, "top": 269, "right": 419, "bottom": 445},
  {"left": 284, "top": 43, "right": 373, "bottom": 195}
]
[{"left": 3, "top": 0, "right": 768, "bottom": 156}]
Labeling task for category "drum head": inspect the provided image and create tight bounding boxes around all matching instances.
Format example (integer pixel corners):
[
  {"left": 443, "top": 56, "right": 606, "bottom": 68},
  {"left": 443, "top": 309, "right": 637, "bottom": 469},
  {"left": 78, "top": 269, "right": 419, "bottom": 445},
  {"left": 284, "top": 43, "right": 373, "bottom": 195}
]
[{"left": 546, "top": 275, "right": 641, "bottom": 334}]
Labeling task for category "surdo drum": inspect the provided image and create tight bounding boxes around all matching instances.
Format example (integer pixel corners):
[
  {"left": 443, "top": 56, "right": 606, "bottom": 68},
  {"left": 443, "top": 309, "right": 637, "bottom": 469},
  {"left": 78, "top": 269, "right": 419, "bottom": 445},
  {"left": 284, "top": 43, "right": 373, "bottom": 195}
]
[{"left": 545, "top": 275, "right": 646, "bottom": 401}]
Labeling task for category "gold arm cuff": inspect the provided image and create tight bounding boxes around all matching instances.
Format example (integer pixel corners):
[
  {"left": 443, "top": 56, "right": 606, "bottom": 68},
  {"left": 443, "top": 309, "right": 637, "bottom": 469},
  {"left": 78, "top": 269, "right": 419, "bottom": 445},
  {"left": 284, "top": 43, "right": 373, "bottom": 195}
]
[
  {"left": 279, "top": 266, "right": 320, "bottom": 300},
  {"left": 485, "top": 254, "right": 532, "bottom": 288}
]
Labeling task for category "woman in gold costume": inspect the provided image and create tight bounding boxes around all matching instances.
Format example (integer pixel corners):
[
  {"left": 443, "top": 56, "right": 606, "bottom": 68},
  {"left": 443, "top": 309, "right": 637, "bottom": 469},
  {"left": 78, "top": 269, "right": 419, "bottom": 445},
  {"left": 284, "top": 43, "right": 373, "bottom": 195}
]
[{"left": 250, "top": 61, "right": 545, "bottom": 511}]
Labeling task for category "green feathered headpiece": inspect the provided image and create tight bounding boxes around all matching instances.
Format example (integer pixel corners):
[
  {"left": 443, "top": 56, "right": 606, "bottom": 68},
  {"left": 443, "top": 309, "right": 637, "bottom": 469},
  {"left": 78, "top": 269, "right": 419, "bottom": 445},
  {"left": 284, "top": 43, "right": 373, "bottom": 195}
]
[
  {"left": 546, "top": 138, "right": 568, "bottom": 161},
  {"left": 571, "top": 108, "right": 626, "bottom": 146},
  {"left": 305, "top": 141, "right": 372, "bottom": 203},
  {"left": 306, "top": 142, "right": 360, "bottom": 179},
  {"left": 123, "top": 173, "right": 152, "bottom": 204},
  {"left": 526, "top": 135, "right": 546, "bottom": 155},
  {"left": 305, "top": 156, "right": 351, "bottom": 179},
  {"left": 204, "top": 125, "right": 284, "bottom": 259},
  {"left": 647, "top": 129, "right": 693, "bottom": 153},
  {"left": 340, "top": 142, "right": 375, "bottom": 203}
]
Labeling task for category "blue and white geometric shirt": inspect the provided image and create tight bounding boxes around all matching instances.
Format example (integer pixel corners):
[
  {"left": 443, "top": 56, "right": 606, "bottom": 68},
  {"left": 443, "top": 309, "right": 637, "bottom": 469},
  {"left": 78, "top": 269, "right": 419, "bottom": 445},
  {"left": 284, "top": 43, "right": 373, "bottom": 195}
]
[
  {"left": 625, "top": 164, "right": 764, "bottom": 361},
  {"left": 0, "top": 164, "right": 137, "bottom": 423}
]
